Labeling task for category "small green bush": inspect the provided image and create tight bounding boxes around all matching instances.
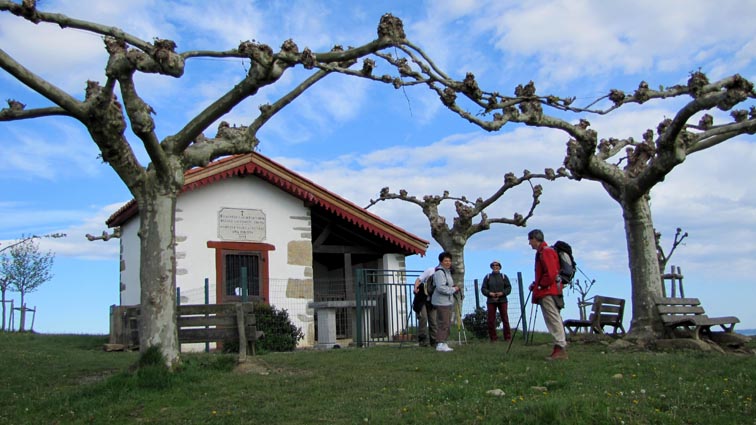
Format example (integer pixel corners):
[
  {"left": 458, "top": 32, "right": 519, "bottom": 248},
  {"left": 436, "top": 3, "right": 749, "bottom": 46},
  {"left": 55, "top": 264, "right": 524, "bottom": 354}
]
[
  {"left": 463, "top": 307, "right": 498, "bottom": 339},
  {"left": 254, "top": 302, "right": 304, "bottom": 352}
]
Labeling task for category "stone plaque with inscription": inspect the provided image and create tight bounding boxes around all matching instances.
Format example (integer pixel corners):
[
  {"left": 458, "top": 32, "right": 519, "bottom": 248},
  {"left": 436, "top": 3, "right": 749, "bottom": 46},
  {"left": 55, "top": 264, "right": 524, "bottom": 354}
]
[{"left": 218, "top": 208, "right": 266, "bottom": 241}]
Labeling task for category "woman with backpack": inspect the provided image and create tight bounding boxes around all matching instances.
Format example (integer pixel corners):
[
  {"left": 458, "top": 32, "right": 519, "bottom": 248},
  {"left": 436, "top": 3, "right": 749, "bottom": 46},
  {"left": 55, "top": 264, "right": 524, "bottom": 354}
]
[{"left": 430, "top": 251, "right": 459, "bottom": 352}]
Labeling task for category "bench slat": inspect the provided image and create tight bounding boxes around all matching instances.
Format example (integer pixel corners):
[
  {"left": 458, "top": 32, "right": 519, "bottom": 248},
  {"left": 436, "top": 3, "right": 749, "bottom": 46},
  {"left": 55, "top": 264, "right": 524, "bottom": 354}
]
[
  {"left": 660, "top": 315, "right": 696, "bottom": 325},
  {"left": 178, "top": 316, "right": 236, "bottom": 327},
  {"left": 656, "top": 305, "right": 706, "bottom": 315},
  {"left": 692, "top": 316, "right": 739, "bottom": 326},
  {"left": 653, "top": 296, "right": 702, "bottom": 306}
]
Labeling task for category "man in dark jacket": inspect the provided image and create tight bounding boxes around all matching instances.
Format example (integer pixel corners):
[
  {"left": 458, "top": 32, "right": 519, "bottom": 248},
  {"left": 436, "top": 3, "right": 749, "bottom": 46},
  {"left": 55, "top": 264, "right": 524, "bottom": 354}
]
[{"left": 481, "top": 260, "right": 512, "bottom": 342}]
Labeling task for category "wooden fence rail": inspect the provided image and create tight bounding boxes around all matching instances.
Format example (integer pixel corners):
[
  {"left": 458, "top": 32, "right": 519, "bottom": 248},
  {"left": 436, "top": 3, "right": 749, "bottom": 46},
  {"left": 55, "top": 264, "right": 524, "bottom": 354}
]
[{"left": 109, "top": 302, "right": 264, "bottom": 361}]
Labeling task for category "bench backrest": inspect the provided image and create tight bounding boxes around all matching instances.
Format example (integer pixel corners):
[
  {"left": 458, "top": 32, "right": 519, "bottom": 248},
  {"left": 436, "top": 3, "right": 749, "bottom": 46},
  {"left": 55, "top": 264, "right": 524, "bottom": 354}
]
[
  {"left": 653, "top": 296, "right": 705, "bottom": 317},
  {"left": 590, "top": 295, "right": 625, "bottom": 326}
]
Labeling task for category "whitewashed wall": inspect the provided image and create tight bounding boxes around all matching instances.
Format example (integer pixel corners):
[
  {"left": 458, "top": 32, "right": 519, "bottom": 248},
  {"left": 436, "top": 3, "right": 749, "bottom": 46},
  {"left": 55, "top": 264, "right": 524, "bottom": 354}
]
[
  {"left": 119, "top": 218, "right": 141, "bottom": 306},
  {"left": 174, "top": 177, "right": 310, "bottom": 304}
]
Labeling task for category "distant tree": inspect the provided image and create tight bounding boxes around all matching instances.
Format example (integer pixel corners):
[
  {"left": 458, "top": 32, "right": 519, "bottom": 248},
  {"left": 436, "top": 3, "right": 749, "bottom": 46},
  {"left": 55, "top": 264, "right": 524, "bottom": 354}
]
[
  {"left": 1, "top": 237, "right": 55, "bottom": 331},
  {"left": 0, "top": 233, "right": 63, "bottom": 331},
  {"left": 366, "top": 170, "right": 567, "bottom": 290},
  {"left": 655, "top": 227, "right": 689, "bottom": 276},
  {"left": 0, "top": 258, "right": 9, "bottom": 331},
  {"left": 568, "top": 276, "right": 597, "bottom": 321}
]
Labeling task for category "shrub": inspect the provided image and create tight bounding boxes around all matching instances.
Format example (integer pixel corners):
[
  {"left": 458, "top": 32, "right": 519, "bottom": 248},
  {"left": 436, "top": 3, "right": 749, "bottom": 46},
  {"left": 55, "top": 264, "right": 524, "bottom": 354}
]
[
  {"left": 254, "top": 302, "right": 304, "bottom": 352},
  {"left": 462, "top": 307, "right": 498, "bottom": 339}
]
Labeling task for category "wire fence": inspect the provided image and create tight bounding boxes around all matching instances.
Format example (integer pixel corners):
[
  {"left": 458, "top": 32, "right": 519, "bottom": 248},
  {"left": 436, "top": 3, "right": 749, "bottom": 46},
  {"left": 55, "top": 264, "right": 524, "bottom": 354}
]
[{"left": 176, "top": 271, "right": 532, "bottom": 347}]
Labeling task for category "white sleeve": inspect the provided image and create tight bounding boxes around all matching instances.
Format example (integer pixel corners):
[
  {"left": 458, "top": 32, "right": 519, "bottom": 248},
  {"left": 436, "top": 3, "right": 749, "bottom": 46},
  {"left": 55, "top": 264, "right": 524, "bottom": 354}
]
[{"left": 418, "top": 266, "right": 435, "bottom": 281}]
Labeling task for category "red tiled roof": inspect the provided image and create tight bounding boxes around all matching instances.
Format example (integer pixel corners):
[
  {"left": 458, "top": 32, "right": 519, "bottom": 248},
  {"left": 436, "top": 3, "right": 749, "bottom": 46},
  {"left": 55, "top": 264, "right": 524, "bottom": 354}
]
[{"left": 106, "top": 152, "right": 428, "bottom": 256}]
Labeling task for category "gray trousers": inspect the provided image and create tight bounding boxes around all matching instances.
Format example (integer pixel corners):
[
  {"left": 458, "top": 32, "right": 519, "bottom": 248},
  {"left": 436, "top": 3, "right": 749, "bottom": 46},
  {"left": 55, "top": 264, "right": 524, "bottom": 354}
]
[
  {"left": 418, "top": 303, "right": 438, "bottom": 344},
  {"left": 435, "top": 305, "right": 453, "bottom": 343},
  {"left": 540, "top": 295, "right": 567, "bottom": 348}
]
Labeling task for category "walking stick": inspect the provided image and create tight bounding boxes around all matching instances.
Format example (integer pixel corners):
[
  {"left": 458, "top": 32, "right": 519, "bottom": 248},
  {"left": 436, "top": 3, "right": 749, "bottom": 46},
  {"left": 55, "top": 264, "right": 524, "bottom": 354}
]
[
  {"left": 527, "top": 304, "right": 539, "bottom": 345},
  {"left": 455, "top": 293, "right": 467, "bottom": 345},
  {"left": 506, "top": 289, "right": 532, "bottom": 354},
  {"left": 400, "top": 300, "right": 415, "bottom": 349}
]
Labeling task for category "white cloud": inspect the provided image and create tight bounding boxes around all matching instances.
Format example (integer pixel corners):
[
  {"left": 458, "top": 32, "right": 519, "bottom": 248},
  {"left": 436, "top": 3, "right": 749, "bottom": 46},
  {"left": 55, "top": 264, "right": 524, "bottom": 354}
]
[
  {"left": 475, "top": 0, "right": 756, "bottom": 86},
  {"left": 0, "top": 202, "right": 123, "bottom": 260},
  {"left": 0, "top": 120, "right": 102, "bottom": 180}
]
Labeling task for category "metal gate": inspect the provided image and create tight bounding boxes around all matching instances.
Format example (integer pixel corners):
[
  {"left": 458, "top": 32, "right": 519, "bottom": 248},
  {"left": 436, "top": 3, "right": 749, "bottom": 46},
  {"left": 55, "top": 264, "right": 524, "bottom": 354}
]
[{"left": 354, "top": 268, "right": 421, "bottom": 346}]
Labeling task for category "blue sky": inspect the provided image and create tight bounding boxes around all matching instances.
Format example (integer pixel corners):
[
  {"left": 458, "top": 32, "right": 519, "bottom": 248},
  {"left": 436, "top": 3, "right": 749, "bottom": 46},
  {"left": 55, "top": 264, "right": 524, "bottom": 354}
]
[{"left": 1, "top": 0, "right": 755, "bottom": 334}]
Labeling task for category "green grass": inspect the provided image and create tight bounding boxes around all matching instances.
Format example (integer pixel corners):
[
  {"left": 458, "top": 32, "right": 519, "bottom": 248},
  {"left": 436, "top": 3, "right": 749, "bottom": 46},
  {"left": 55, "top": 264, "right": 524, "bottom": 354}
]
[{"left": 0, "top": 332, "right": 754, "bottom": 424}]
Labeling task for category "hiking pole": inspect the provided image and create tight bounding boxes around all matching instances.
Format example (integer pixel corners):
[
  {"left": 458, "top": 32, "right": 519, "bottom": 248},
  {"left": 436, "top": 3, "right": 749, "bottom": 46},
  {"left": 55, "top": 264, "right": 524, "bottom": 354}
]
[
  {"left": 528, "top": 304, "right": 538, "bottom": 345},
  {"left": 458, "top": 302, "right": 467, "bottom": 344},
  {"left": 455, "top": 293, "right": 467, "bottom": 345},
  {"left": 400, "top": 300, "right": 414, "bottom": 349},
  {"left": 527, "top": 303, "right": 536, "bottom": 344},
  {"left": 506, "top": 289, "right": 532, "bottom": 354}
]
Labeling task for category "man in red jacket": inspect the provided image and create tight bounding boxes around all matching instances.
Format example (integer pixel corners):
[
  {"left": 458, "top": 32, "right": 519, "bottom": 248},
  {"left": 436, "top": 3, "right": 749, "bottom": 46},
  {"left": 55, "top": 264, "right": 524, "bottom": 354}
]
[{"left": 528, "top": 229, "right": 568, "bottom": 360}]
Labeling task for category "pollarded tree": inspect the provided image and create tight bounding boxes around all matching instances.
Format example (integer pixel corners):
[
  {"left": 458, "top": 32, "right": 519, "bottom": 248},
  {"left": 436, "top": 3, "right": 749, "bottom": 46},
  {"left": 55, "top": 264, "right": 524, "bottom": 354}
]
[
  {"left": 366, "top": 169, "right": 568, "bottom": 290},
  {"left": 343, "top": 47, "right": 755, "bottom": 340},
  {"left": 1, "top": 237, "right": 54, "bottom": 331},
  {"left": 0, "top": 1, "right": 478, "bottom": 366}
]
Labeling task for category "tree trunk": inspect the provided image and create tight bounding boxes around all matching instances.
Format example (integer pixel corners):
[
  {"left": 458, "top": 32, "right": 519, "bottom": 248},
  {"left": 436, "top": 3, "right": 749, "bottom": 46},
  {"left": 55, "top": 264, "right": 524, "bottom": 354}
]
[
  {"left": 136, "top": 187, "right": 180, "bottom": 368},
  {"left": 18, "top": 295, "right": 25, "bottom": 332},
  {"left": 443, "top": 242, "right": 467, "bottom": 322},
  {"left": 621, "top": 195, "right": 665, "bottom": 340},
  {"left": 448, "top": 245, "right": 466, "bottom": 292},
  {"left": 1, "top": 288, "right": 6, "bottom": 331}
]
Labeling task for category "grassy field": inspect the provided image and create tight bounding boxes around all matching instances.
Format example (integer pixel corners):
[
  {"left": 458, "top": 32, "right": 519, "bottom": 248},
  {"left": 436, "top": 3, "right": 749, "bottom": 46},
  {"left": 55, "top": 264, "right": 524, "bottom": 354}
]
[{"left": 0, "top": 332, "right": 754, "bottom": 425}]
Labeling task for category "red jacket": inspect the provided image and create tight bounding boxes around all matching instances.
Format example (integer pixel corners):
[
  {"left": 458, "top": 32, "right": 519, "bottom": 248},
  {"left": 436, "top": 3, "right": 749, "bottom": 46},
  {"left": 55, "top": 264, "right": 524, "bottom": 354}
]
[{"left": 531, "top": 241, "right": 562, "bottom": 303}]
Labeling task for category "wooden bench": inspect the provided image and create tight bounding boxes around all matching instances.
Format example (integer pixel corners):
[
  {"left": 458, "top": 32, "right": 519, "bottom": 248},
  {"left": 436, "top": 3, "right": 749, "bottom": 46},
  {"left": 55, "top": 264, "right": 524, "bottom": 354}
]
[
  {"left": 563, "top": 295, "right": 626, "bottom": 336},
  {"left": 653, "top": 296, "right": 739, "bottom": 340}
]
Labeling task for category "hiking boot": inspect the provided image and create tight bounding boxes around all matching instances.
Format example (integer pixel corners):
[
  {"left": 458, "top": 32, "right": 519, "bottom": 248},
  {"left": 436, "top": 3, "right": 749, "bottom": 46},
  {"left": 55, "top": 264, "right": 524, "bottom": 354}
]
[
  {"left": 436, "top": 342, "right": 453, "bottom": 352},
  {"left": 545, "top": 345, "right": 568, "bottom": 361}
]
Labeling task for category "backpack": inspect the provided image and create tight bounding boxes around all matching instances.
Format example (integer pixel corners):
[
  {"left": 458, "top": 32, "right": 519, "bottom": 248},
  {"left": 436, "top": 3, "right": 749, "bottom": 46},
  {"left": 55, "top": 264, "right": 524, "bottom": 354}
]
[
  {"left": 423, "top": 267, "right": 441, "bottom": 297},
  {"left": 552, "top": 240, "right": 577, "bottom": 285}
]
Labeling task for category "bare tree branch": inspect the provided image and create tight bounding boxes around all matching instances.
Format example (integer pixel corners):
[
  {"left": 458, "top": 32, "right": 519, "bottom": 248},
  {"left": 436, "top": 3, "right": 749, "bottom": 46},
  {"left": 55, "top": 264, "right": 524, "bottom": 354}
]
[
  {"left": 0, "top": 102, "right": 71, "bottom": 121},
  {"left": 0, "top": 0, "right": 184, "bottom": 77},
  {"left": 366, "top": 168, "right": 568, "bottom": 243}
]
